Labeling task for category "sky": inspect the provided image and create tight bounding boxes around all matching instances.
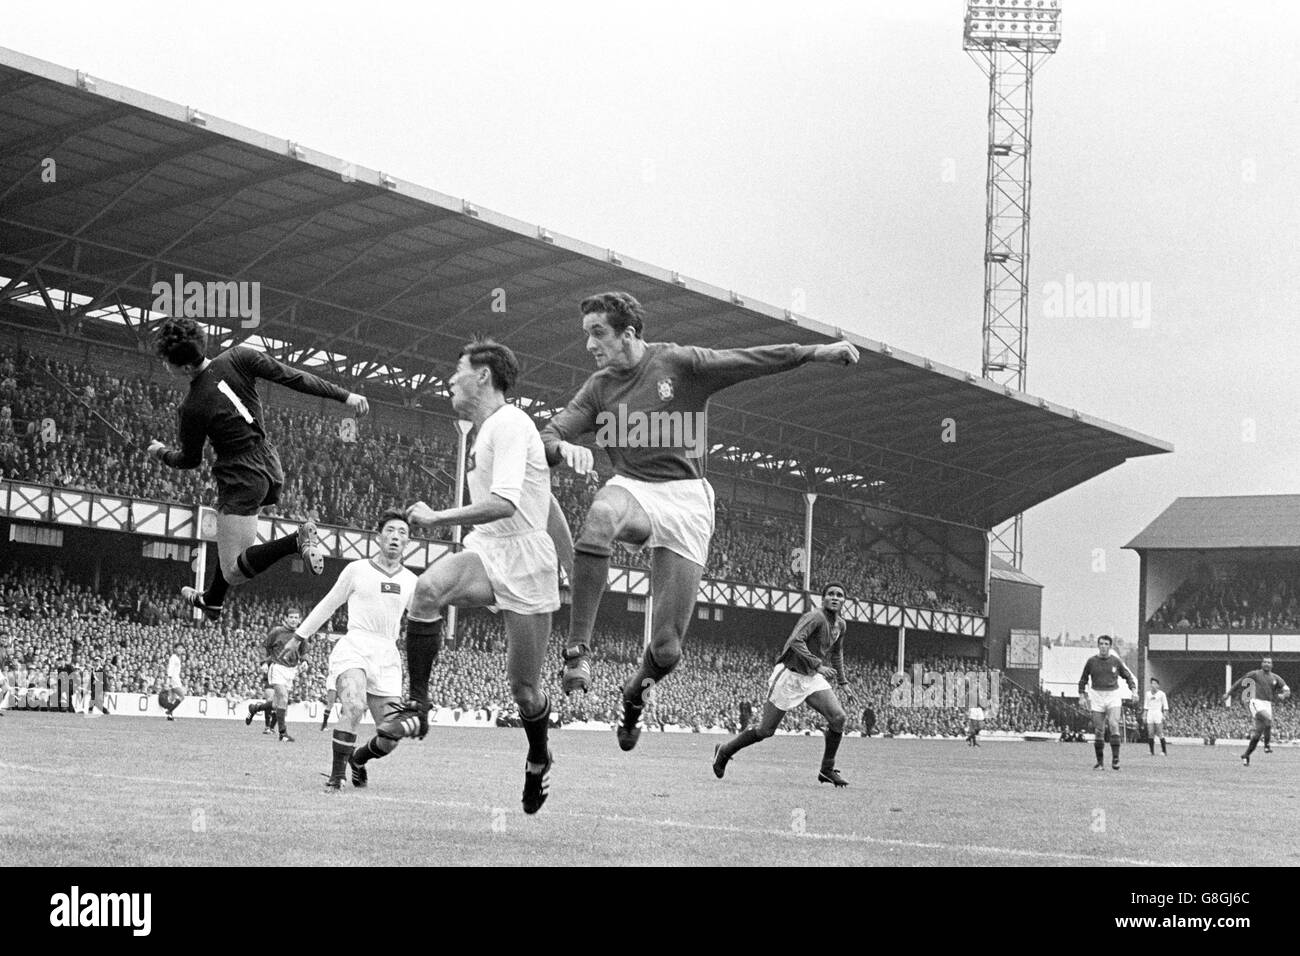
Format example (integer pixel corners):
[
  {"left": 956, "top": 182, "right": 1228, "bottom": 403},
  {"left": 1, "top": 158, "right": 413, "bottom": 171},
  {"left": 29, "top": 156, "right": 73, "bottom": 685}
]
[{"left": 7, "top": 0, "right": 1299, "bottom": 639}]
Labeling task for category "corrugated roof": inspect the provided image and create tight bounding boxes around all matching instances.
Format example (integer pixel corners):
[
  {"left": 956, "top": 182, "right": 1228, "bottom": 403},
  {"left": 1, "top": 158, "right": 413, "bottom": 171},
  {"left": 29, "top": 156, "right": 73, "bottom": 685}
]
[
  {"left": 1125, "top": 495, "right": 1300, "bottom": 551},
  {"left": 990, "top": 554, "right": 1042, "bottom": 587},
  {"left": 0, "top": 46, "right": 1172, "bottom": 530}
]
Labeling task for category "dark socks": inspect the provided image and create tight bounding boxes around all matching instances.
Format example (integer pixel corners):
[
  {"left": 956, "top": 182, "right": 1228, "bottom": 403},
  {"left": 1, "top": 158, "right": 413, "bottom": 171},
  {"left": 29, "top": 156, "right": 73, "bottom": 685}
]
[
  {"left": 1110, "top": 740, "right": 1120, "bottom": 762},
  {"left": 331, "top": 731, "right": 356, "bottom": 779},
  {"left": 723, "top": 728, "right": 763, "bottom": 758},
  {"left": 1160, "top": 737, "right": 1167, "bottom": 754},
  {"left": 1148, "top": 738, "right": 1155, "bottom": 755},
  {"left": 264, "top": 706, "right": 274, "bottom": 728},
  {"left": 405, "top": 618, "right": 443, "bottom": 702},
  {"left": 822, "top": 729, "right": 843, "bottom": 770},
  {"left": 1094, "top": 739, "right": 1105, "bottom": 763},
  {"left": 236, "top": 533, "right": 300, "bottom": 580},
  {"left": 1245, "top": 730, "right": 1261, "bottom": 757},
  {"left": 353, "top": 736, "right": 397, "bottom": 766},
  {"left": 275, "top": 708, "right": 287, "bottom": 735},
  {"left": 568, "top": 547, "right": 611, "bottom": 649},
  {"left": 521, "top": 694, "right": 551, "bottom": 765},
  {"left": 623, "top": 645, "right": 676, "bottom": 705},
  {"left": 202, "top": 566, "right": 229, "bottom": 609}
]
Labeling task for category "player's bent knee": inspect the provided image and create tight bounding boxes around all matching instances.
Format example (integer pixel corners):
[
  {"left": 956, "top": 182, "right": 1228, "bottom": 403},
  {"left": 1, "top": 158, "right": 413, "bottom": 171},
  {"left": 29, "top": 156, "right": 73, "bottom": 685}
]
[
  {"left": 828, "top": 714, "right": 847, "bottom": 734},
  {"left": 509, "top": 676, "right": 542, "bottom": 707},
  {"left": 648, "top": 639, "right": 682, "bottom": 673},
  {"left": 576, "top": 501, "right": 620, "bottom": 551}
]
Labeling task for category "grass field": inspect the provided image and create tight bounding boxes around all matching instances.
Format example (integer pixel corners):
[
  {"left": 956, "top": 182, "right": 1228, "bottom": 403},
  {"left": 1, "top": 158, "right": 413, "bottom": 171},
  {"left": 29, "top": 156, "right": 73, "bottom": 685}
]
[{"left": 2, "top": 711, "right": 1295, "bottom": 866}]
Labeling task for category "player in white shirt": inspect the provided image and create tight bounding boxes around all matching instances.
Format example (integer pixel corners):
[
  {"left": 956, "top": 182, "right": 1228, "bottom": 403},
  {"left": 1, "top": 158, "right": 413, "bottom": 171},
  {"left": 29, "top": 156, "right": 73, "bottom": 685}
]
[
  {"left": 293, "top": 509, "right": 417, "bottom": 792},
  {"left": 1144, "top": 677, "right": 1169, "bottom": 756},
  {"left": 162, "top": 644, "right": 185, "bottom": 721},
  {"left": 966, "top": 703, "right": 985, "bottom": 747},
  {"left": 405, "top": 338, "right": 573, "bottom": 815}
]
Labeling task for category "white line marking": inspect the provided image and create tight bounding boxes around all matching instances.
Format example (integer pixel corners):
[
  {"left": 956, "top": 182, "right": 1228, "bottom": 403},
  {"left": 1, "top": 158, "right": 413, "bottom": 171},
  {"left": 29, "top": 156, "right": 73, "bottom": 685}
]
[{"left": 1, "top": 761, "right": 1183, "bottom": 866}]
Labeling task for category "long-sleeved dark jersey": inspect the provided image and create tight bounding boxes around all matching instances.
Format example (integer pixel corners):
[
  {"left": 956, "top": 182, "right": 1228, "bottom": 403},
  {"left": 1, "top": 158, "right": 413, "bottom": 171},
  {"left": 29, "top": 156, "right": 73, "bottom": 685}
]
[
  {"left": 264, "top": 625, "right": 304, "bottom": 668},
  {"left": 777, "top": 608, "right": 846, "bottom": 680},
  {"left": 539, "top": 342, "right": 818, "bottom": 481},
  {"left": 1233, "top": 669, "right": 1288, "bottom": 702},
  {"left": 1078, "top": 654, "right": 1136, "bottom": 694},
  {"left": 160, "top": 347, "right": 350, "bottom": 469}
]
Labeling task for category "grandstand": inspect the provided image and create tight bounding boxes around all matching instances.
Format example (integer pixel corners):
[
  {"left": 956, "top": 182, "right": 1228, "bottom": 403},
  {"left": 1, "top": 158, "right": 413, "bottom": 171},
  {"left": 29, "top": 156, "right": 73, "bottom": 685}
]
[
  {"left": 1127, "top": 496, "right": 1300, "bottom": 740},
  {"left": 0, "top": 46, "right": 1172, "bottom": 707}
]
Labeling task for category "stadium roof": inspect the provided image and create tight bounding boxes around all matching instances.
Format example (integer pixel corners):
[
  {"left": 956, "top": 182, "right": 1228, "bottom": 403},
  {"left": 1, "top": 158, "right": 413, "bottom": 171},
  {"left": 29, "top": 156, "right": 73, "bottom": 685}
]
[
  {"left": 989, "top": 555, "right": 1041, "bottom": 588},
  {"left": 0, "top": 47, "right": 1172, "bottom": 530},
  {"left": 1125, "top": 495, "right": 1300, "bottom": 551}
]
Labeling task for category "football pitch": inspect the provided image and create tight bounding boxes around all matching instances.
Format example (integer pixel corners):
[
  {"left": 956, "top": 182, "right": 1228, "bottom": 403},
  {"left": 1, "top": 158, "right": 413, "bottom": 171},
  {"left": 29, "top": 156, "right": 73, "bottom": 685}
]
[{"left": 3, "top": 712, "right": 1295, "bottom": 867}]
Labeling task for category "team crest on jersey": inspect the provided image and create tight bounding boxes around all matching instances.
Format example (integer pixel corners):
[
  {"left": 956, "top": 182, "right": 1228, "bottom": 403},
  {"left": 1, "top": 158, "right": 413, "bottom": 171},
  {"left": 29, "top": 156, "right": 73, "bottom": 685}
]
[
  {"left": 657, "top": 378, "right": 674, "bottom": 401},
  {"left": 381, "top": 582, "right": 402, "bottom": 594}
]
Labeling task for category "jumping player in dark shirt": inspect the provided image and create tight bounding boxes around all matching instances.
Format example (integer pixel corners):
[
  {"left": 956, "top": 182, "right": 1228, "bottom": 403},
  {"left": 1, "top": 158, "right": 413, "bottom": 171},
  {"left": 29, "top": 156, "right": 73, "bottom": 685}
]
[
  {"left": 146, "top": 317, "right": 369, "bottom": 621},
  {"left": 540, "top": 292, "right": 858, "bottom": 752},
  {"left": 711, "top": 583, "right": 852, "bottom": 786}
]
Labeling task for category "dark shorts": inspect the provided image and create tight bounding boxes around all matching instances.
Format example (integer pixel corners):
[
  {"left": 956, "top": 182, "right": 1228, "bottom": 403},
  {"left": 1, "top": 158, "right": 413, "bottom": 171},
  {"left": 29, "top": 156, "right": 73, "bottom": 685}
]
[
  {"left": 969, "top": 720, "right": 983, "bottom": 732},
  {"left": 213, "top": 442, "right": 284, "bottom": 517}
]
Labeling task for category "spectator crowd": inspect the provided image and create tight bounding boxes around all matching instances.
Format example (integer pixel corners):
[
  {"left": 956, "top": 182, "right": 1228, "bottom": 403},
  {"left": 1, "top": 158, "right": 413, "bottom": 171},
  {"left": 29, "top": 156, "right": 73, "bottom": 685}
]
[
  {"left": 1149, "top": 561, "right": 1300, "bottom": 631},
  {"left": 1, "top": 343, "right": 982, "bottom": 615},
  {"left": 9, "top": 562, "right": 1257, "bottom": 740}
]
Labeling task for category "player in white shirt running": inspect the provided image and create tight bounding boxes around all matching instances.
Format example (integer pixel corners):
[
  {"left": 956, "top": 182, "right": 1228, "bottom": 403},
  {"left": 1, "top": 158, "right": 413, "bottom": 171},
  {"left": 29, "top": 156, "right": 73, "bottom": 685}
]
[
  {"left": 405, "top": 337, "right": 573, "bottom": 815},
  {"left": 293, "top": 510, "right": 417, "bottom": 792},
  {"left": 1144, "top": 677, "right": 1169, "bottom": 756}
]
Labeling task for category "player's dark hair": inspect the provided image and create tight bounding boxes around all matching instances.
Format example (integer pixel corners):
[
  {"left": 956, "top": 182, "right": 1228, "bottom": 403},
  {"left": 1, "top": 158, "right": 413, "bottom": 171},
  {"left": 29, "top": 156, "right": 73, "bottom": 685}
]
[
  {"left": 1150, "top": 677, "right": 1159, "bottom": 684},
  {"left": 459, "top": 336, "right": 519, "bottom": 394},
  {"left": 1097, "top": 634, "right": 1113, "bottom": 646},
  {"left": 377, "top": 507, "right": 409, "bottom": 533},
  {"left": 821, "top": 581, "right": 848, "bottom": 598},
  {"left": 580, "top": 291, "right": 645, "bottom": 338},
  {"left": 154, "top": 317, "right": 207, "bottom": 368}
]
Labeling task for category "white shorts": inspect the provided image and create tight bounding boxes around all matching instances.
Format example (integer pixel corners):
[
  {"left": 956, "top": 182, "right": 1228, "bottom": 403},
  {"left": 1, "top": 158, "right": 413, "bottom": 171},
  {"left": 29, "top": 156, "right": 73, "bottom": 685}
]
[
  {"left": 1089, "top": 688, "right": 1123, "bottom": 713},
  {"left": 767, "top": 664, "right": 831, "bottom": 712},
  {"left": 327, "top": 633, "right": 402, "bottom": 699},
  {"left": 607, "top": 474, "right": 715, "bottom": 567},
  {"left": 1144, "top": 713, "right": 1165, "bottom": 727},
  {"left": 1249, "top": 699, "right": 1274, "bottom": 721},
  {"left": 463, "top": 528, "right": 560, "bottom": 615},
  {"left": 268, "top": 664, "right": 297, "bottom": 689}
]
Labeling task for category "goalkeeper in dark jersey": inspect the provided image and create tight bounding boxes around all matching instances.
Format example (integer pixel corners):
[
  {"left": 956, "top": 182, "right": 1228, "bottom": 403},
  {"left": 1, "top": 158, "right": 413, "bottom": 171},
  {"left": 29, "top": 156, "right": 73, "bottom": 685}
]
[
  {"left": 146, "top": 317, "right": 369, "bottom": 622},
  {"left": 711, "top": 583, "right": 852, "bottom": 787},
  {"left": 246, "top": 608, "right": 304, "bottom": 741}
]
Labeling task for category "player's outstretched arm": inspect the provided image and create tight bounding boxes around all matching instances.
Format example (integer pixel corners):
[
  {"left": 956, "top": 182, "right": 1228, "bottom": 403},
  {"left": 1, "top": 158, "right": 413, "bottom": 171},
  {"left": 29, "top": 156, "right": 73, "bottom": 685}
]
[
  {"left": 406, "top": 495, "right": 515, "bottom": 531},
  {"left": 295, "top": 565, "right": 355, "bottom": 641},
  {"left": 684, "top": 341, "right": 854, "bottom": 393},
  {"left": 237, "top": 347, "right": 364, "bottom": 411}
]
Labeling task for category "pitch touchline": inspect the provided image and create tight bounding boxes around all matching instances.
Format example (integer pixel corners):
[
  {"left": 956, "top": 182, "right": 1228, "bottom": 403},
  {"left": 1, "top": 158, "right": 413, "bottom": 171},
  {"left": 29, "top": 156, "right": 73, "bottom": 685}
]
[{"left": 3, "top": 761, "right": 1181, "bottom": 866}]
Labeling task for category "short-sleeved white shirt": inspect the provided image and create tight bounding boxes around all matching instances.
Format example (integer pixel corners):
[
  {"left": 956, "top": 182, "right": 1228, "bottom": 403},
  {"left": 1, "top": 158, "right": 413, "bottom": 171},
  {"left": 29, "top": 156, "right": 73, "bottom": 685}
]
[{"left": 468, "top": 404, "right": 550, "bottom": 538}]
